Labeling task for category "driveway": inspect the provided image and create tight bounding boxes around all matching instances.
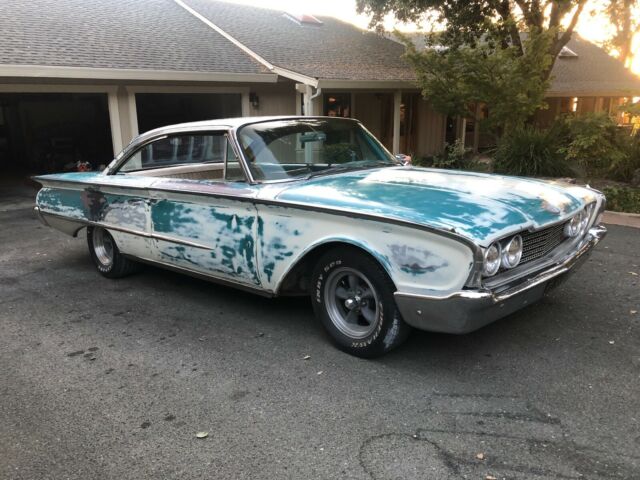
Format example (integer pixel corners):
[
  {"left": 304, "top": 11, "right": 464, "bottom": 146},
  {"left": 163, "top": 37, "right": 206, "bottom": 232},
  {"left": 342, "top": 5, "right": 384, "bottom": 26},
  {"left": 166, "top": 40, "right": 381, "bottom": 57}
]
[{"left": 0, "top": 203, "right": 638, "bottom": 479}]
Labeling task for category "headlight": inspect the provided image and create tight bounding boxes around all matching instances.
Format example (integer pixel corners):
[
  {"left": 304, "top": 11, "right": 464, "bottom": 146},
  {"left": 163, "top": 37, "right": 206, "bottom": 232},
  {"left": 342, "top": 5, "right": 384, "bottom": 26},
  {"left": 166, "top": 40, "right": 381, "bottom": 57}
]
[
  {"left": 580, "top": 204, "right": 594, "bottom": 235},
  {"left": 483, "top": 242, "right": 502, "bottom": 276},
  {"left": 501, "top": 235, "right": 523, "bottom": 269},
  {"left": 564, "top": 212, "right": 582, "bottom": 237}
]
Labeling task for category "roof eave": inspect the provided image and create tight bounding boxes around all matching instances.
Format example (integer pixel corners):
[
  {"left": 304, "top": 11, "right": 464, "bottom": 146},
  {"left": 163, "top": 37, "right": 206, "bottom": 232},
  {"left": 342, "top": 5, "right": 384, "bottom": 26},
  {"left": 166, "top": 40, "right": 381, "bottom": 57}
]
[
  {"left": 317, "top": 79, "right": 417, "bottom": 89},
  {"left": 547, "top": 88, "right": 640, "bottom": 97},
  {"left": 0, "top": 64, "right": 278, "bottom": 83}
]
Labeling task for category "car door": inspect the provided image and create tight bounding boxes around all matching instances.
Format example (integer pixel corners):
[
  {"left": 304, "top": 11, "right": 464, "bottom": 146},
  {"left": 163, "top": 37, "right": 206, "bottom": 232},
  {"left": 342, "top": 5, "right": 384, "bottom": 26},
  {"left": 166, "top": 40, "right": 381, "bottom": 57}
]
[{"left": 137, "top": 131, "right": 261, "bottom": 287}]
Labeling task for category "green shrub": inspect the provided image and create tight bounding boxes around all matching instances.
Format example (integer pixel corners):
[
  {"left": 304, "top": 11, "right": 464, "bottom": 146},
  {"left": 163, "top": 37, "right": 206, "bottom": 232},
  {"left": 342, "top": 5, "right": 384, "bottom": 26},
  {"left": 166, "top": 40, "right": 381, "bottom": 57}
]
[
  {"left": 493, "top": 126, "right": 571, "bottom": 176},
  {"left": 412, "top": 155, "right": 434, "bottom": 167},
  {"left": 559, "top": 113, "right": 630, "bottom": 179},
  {"left": 413, "top": 140, "right": 470, "bottom": 169},
  {"left": 432, "top": 139, "right": 470, "bottom": 169},
  {"left": 602, "top": 186, "right": 640, "bottom": 214},
  {"left": 608, "top": 134, "right": 640, "bottom": 182}
]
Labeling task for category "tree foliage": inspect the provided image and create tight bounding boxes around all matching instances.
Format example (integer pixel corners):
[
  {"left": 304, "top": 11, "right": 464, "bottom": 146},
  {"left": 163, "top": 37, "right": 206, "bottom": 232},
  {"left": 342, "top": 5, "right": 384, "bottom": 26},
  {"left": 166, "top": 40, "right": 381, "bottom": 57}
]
[
  {"left": 356, "top": 0, "right": 589, "bottom": 135},
  {"left": 357, "top": 0, "right": 588, "bottom": 71},
  {"left": 401, "top": 30, "right": 553, "bottom": 134}
]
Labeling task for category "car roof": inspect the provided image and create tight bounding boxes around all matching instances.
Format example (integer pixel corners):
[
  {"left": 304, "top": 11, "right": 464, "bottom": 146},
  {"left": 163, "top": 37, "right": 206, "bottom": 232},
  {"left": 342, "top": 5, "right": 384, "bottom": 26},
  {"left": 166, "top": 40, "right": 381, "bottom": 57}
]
[
  {"left": 127, "top": 116, "right": 361, "bottom": 152},
  {"left": 144, "top": 115, "right": 358, "bottom": 134}
]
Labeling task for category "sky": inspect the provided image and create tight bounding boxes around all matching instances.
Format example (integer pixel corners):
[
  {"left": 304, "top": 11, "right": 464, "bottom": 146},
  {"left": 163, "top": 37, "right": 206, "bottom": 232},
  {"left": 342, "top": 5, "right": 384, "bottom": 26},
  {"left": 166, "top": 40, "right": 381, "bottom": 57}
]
[{"left": 225, "top": 0, "right": 640, "bottom": 75}]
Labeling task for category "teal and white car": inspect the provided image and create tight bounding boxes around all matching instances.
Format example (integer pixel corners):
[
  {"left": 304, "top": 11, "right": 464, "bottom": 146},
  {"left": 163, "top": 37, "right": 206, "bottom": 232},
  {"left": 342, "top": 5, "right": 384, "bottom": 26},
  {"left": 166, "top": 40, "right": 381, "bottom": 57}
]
[{"left": 35, "top": 116, "right": 607, "bottom": 357}]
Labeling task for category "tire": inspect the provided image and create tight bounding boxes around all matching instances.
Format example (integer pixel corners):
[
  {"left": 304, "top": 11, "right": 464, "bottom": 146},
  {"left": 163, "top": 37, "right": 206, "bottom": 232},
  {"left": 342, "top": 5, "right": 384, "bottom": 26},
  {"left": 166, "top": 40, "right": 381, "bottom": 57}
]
[
  {"left": 87, "top": 226, "right": 139, "bottom": 278},
  {"left": 310, "top": 247, "right": 412, "bottom": 358}
]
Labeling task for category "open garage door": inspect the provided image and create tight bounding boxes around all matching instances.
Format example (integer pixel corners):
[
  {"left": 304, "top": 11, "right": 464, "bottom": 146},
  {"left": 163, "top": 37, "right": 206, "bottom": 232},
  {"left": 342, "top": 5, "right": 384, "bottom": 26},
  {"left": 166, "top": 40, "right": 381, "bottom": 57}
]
[
  {"left": 0, "top": 93, "right": 113, "bottom": 175},
  {"left": 135, "top": 93, "right": 242, "bottom": 134}
]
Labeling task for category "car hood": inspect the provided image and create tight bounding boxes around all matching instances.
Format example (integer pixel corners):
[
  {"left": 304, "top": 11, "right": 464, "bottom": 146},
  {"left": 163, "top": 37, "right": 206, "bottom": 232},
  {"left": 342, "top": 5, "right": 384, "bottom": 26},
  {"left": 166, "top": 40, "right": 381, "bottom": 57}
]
[{"left": 273, "top": 167, "right": 598, "bottom": 246}]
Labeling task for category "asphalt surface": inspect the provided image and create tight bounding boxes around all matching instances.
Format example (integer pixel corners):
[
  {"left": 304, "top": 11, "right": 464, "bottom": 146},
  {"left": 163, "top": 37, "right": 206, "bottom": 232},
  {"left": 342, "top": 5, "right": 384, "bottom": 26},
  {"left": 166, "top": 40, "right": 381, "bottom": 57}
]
[{"left": 1, "top": 201, "right": 639, "bottom": 479}]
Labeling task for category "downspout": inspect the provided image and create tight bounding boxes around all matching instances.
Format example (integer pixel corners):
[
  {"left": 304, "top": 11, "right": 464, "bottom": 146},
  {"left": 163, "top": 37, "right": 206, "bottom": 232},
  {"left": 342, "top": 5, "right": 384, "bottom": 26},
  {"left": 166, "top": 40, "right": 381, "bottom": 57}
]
[{"left": 301, "top": 84, "right": 322, "bottom": 116}]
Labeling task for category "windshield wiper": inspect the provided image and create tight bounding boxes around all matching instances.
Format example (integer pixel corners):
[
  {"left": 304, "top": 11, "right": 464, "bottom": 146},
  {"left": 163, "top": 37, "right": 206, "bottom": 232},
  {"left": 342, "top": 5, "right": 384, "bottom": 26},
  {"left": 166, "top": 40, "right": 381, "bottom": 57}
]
[{"left": 305, "top": 161, "right": 394, "bottom": 179}]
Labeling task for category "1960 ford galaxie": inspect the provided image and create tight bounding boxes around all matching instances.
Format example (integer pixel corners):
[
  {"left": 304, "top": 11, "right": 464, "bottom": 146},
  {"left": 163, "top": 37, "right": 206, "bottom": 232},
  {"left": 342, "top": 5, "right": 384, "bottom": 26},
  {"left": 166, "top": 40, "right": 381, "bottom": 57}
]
[{"left": 35, "top": 116, "right": 606, "bottom": 357}]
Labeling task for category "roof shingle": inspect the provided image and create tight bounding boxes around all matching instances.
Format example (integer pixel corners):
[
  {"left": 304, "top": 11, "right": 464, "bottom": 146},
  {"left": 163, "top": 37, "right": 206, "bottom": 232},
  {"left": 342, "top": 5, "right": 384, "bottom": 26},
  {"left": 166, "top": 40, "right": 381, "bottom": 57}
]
[
  {"left": 183, "top": 0, "right": 416, "bottom": 82},
  {"left": 0, "top": 0, "right": 266, "bottom": 74}
]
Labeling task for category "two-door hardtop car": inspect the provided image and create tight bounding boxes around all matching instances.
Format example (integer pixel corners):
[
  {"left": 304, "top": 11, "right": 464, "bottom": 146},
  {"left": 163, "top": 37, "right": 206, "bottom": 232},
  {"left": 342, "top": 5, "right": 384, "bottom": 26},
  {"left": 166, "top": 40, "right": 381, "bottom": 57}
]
[{"left": 34, "top": 116, "right": 607, "bottom": 357}]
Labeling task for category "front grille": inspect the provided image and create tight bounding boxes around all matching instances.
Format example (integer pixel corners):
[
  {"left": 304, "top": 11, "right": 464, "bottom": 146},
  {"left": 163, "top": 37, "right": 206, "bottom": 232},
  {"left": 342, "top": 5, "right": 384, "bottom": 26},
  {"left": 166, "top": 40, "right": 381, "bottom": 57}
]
[{"left": 520, "top": 222, "right": 567, "bottom": 265}]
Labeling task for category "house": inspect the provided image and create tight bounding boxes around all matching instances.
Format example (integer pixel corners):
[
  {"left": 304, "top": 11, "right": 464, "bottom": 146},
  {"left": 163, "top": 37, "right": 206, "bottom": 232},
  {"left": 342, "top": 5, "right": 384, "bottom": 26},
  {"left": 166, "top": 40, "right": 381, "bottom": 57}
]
[{"left": 1, "top": 0, "right": 639, "bottom": 176}]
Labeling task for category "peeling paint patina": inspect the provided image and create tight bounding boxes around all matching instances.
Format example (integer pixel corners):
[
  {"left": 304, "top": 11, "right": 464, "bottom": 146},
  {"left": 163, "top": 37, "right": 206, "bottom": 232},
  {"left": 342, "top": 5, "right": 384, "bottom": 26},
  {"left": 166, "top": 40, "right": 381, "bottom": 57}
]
[
  {"left": 274, "top": 167, "right": 589, "bottom": 246},
  {"left": 388, "top": 245, "right": 449, "bottom": 276},
  {"left": 151, "top": 198, "right": 259, "bottom": 285},
  {"left": 34, "top": 164, "right": 602, "bottom": 298}
]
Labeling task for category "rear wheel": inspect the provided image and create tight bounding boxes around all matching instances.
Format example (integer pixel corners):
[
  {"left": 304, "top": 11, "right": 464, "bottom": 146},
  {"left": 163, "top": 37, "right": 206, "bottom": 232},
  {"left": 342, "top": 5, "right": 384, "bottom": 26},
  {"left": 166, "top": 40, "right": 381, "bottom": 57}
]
[
  {"left": 310, "top": 247, "right": 411, "bottom": 358},
  {"left": 87, "top": 226, "right": 139, "bottom": 278}
]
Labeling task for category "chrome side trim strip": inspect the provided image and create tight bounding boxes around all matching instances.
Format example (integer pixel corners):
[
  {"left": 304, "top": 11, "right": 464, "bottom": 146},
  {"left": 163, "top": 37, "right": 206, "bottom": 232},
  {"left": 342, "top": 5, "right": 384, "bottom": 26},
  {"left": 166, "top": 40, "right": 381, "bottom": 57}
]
[{"left": 39, "top": 211, "right": 212, "bottom": 250}]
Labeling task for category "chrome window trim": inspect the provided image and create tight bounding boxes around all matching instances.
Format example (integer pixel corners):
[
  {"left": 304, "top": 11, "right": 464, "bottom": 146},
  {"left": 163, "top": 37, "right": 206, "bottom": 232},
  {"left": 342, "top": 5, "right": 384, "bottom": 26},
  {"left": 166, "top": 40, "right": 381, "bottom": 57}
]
[
  {"left": 107, "top": 125, "right": 234, "bottom": 175},
  {"left": 229, "top": 116, "right": 398, "bottom": 185}
]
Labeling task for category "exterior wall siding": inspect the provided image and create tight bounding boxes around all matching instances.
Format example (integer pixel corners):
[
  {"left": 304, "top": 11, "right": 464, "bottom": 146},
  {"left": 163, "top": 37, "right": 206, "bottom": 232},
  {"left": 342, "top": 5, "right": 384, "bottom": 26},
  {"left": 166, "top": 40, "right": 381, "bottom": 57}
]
[
  {"left": 248, "top": 83, "right": 297, "bottom": 117},
  {"left": 415, "top": 98, "right": 446, "bottom": 158}
]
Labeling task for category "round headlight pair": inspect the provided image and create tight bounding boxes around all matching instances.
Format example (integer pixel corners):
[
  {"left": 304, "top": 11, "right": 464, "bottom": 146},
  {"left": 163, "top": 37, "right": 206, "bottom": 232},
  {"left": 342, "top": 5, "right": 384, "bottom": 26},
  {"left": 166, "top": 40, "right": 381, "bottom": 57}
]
[{"left": 482, "top": 235, "right": 523, "bottom": 276}]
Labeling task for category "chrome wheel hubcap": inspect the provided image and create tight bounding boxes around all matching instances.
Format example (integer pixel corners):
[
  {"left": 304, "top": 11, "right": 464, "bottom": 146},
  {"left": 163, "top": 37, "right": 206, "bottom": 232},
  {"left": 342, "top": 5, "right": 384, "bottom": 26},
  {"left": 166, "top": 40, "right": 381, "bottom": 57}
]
[
  {"left": 324, "top": 267, "right": 380, "bottom": 339},
  {"left": 92, "top": 228, "right": 114, "bottom": 267}
]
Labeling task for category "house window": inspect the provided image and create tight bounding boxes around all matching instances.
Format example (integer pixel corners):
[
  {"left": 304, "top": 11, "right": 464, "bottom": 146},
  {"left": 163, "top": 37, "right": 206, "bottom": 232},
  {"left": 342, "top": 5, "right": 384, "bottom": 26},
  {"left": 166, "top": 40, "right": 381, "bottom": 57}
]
[
  {"left": 324, "top": 93, "right": 351, "bottom": 118},
  {"left": 571, "top": 97, "right": 579, "bottom": 112}
]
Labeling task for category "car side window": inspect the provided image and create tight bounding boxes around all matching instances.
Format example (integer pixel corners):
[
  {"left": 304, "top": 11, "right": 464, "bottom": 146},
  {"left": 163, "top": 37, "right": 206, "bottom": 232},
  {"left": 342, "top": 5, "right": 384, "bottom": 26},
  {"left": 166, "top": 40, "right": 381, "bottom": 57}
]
[{"left": 118, "top": 134, "right": 225, "bottom": 173}]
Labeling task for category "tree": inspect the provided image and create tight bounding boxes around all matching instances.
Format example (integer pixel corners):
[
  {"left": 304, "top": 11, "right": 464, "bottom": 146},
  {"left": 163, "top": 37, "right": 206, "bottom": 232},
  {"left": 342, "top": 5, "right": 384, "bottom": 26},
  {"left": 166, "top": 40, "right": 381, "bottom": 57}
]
[
  {"left": 356, "top": 0, "right": 590, "bottom": 136},
  {"left": 356, "top": 0, "right": 588, "bottom": 80},
  {"left": 603, "top": 0, "right": 640, "bottom": 67},
  {"left": 400, "top": 30, "right": 553, "bottom": 135}
]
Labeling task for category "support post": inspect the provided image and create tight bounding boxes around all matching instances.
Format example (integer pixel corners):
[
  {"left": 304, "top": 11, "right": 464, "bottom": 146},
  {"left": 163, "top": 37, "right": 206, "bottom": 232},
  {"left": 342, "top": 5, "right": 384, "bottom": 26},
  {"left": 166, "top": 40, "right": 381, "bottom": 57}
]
[
  {"left": 303, "top": 85, "right": 314, "bottom": 116},
  {"left": 107, "top": 90, "right": 123, "bottom": 155},
  {"left": 472, "top": 103, "right": 481, "bottom": 154},
  {"left": 126, "top": 88, "right": 139, "bottom": 139},
  {"left": 459, "top": 117, "right": 467, "bottom": 146},
  {"left": 392, "top": 90, "right": 401, "bottom": 154}
]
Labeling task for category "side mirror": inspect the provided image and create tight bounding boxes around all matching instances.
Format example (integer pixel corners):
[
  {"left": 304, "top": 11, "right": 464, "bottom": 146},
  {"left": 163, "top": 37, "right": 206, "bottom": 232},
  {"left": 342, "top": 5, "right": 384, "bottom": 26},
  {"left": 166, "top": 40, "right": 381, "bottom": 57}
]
[{"left": 395, "top": 154, "right": 412, "bottom": 166}]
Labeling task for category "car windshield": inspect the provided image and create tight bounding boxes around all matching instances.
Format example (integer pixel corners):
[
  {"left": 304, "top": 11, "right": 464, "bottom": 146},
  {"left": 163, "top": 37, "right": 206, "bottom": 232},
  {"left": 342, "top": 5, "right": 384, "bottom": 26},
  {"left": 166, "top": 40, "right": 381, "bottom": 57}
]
[{"left": 236, "top": 118, "right": 397, "bottom": 181}]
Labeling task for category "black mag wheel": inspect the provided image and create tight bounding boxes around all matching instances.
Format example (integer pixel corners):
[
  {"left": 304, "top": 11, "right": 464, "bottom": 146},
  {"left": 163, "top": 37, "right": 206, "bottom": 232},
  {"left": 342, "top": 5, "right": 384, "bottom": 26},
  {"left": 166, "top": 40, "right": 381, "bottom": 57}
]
[{"left": 310, "top": 247, "right": 412, "bottom": 358}]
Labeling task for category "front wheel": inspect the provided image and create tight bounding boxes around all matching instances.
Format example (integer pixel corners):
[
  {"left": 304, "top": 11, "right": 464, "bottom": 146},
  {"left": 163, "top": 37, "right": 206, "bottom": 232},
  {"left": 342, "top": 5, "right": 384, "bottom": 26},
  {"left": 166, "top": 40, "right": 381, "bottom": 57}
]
[
  {"left": 87, "top": 226, "right": 139, "bottom": 278},
  {"left": 310, "top": 247, "right": 411, "bottom": 358}
]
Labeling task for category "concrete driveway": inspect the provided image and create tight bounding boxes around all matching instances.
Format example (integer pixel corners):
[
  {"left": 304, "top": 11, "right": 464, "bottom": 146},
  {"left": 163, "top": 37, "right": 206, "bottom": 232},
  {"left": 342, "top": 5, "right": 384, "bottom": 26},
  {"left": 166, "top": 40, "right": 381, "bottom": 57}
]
[{"left": 1, "top": 202, "right": 638, "bottom": 479}]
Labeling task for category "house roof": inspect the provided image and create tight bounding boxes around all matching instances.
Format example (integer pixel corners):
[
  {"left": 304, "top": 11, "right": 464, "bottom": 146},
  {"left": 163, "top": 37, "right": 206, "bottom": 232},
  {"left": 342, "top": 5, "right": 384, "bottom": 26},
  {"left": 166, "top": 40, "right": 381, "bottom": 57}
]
[
  {"left": 547, "top": 35, "right": 640, "bottom": 96},
  {"left": 1, "top": 0, "right": 638, "bottom": 95},
  {"left": 182, "top": 0, "right": 416, "bottom": 85},
  {"left": 0, "top": 0, "right": 273, "bottom": 81}
]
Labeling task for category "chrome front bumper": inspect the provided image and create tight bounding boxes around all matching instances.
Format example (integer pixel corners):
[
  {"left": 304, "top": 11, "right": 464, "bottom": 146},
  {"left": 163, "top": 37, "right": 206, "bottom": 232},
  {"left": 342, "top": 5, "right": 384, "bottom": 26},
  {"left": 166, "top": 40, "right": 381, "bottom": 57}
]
[{"left": 394, "top": 225, "right": 607, "bottom": 334}]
